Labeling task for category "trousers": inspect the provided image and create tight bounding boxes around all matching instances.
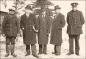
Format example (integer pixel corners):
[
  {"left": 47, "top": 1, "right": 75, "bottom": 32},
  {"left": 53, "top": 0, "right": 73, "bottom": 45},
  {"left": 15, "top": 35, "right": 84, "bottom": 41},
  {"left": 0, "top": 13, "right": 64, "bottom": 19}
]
[
  {"left": 26, "top": 44, "right": 37, "bottom": 55},
  {"left": 69, "top": 35, "right": 80, "bottom": 54}
]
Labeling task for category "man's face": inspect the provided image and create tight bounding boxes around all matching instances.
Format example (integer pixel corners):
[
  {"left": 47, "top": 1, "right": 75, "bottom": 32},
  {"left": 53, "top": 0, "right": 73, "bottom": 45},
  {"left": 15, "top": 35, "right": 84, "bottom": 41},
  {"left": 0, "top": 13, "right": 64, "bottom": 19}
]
[
  {"left": 25, "top": 9, "right": 32, "bottom": 14},
  {"left": 42, "top": 11, "right": 46, "bottom": 15},
  {"left": 72, "top": 7, "right": 77, "bottom": 11},
  {"left": 9, "top": 11, "right": 15, "bottom": 15},
  {"left": 56, "top": 9, "right": 60, "bottom": 13}
]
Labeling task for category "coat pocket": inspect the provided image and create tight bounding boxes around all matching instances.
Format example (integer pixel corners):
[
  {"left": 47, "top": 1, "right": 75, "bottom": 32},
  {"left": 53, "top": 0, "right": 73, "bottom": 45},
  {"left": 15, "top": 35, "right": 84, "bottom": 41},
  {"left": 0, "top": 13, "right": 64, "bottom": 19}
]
[
  {"left": 57, "top": 27, "right": 62, "bottom": 30},
  {"left": 76, "top": 25, "right": 82, "bottom": 30}
]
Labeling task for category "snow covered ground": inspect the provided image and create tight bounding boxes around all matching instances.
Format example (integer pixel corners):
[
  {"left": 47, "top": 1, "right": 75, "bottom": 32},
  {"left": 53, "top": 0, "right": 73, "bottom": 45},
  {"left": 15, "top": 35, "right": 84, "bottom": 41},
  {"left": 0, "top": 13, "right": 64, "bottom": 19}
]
[
  {"left": 0, "top": 36, "right": 85, "bottom": 59},
  {"left": 0, "top": 24, "right": 85, "bottom": 59}
]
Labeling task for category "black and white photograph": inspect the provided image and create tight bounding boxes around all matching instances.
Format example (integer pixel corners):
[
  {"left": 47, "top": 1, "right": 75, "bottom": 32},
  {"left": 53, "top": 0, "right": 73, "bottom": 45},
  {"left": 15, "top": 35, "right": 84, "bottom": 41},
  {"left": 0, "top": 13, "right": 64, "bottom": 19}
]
[{"left": 0, "top": 0, "right": 86, "bottom": 59}]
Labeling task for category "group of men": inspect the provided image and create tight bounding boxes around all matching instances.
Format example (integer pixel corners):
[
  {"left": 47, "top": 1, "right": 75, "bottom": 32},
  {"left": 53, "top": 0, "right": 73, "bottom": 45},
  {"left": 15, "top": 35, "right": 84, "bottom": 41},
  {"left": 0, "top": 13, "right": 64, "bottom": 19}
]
[{"left": 2, "top": 2, "right": 85, "bottom": 58}]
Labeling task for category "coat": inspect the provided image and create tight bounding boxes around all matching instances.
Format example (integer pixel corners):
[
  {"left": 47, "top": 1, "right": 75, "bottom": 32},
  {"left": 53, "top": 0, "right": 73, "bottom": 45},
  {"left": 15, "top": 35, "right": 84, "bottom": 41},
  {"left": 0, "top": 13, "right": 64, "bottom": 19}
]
[
  {"left": 50, "top": 13, "right": 65, "bottom": 46},
  {"left": 67, "top": 10, "right": 85, "bottom": 35},
  {"left": 2, "top": 14, "right": 19, "bottom": 37},
  {"left": 37, "top": 14, "right": 52, "bottom": 44},
  {"left": 20, "top": 13, "right": 37, "bottom": 45}
]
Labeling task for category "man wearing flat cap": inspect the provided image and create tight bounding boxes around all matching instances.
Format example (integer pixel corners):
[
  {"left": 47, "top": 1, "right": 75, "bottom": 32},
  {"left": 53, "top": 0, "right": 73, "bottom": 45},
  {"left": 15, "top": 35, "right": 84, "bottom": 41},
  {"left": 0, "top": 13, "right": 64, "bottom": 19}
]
[
  {"left": 50, "top": 5, "right": 65, "bottom": 55},
  {"left": 67, "top": 2, "right": 85, "bottom": 55},
  {"left": 20, "top": 5, "right": 38, "bottom": 58},
  {"left": 2, "top": 7, "right": 19, "bottom": 57}
]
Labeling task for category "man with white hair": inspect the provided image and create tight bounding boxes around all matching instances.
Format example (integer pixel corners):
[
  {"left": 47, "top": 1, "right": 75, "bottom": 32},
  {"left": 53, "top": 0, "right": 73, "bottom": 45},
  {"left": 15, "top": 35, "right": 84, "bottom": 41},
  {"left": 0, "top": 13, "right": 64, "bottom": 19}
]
[{"left": 20, "top": 5, "right": 38, "bottom": 58}]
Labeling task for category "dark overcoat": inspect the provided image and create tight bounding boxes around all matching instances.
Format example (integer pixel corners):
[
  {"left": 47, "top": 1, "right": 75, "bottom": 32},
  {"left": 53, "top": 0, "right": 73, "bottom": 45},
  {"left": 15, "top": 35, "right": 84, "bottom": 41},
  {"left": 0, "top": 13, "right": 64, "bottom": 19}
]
[
  {"left": 67, "top": 10, "right": 85, "bottom": 35},
  {"left": 2, "top": 14, "right": 19, "bottom": 37},
  {"left": 50, "top": 13, "right": 65, "bottom": 46},
  {"left": 37, "top": 14, "right": 52, "bottom": 44},
  {"left": 20, "top": 13, "right": 37, "bottom": 45}
]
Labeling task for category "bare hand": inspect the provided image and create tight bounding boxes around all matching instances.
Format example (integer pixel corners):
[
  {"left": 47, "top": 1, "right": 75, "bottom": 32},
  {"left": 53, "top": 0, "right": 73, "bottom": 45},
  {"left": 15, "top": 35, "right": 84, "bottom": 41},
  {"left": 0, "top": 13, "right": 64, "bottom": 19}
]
[
  {"left": 35, "top": 30, "right": 38, "bottom": 32},
  {"left": 2, "top": 34, "right": 5, "bottom": 37}
]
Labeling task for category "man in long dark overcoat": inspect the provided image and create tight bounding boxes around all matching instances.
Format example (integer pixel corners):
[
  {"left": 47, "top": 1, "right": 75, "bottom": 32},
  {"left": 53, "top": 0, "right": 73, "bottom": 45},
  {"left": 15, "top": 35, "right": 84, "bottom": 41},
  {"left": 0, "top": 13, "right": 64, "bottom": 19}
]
[
  {"left": 67, "top": 2, "right": 85, "bottom": 55},
  {"left": 2, "top": 8, "right": 19, "bottom": 57},
  {"left": 50, "top": 5, "right": 65, "bottom": 55},
  {"left": 20, "top": 5, "right": 38, "bottom": 58},
  {"left": 37, "top": 9, "right": 52, "bottom": 54}
]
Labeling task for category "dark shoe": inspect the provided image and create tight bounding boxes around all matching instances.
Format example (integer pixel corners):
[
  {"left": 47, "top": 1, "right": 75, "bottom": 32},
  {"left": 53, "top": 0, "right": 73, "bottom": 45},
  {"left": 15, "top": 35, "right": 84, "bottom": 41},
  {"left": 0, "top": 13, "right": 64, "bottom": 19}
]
[
  {"left": 33, "top": 55, "right": 39, "bottom": 58},
  {"left": 25, "top": 53, "right": 30, "bottom": 56},
  {"left": 55, "top": 54, "right": 60, "bottom": 56},
  {"left": 52, "top": 52, "right": 56, "bottom": 54},
  {"left": 75, "top": 53, "right": 80, "bottom": 56},
  {"left": 38, "top": 53, "right": 42, "bottom": 55},
  {"left": 12, "top": 54, "right": 17, "bottom": 57},
  {"left": 44, "top": 53, "right": 47, "bottom": 54},
  {"left": 5, "top": 53, "right": 9, "bottom": 57},
  {"left": 11, "top": 44, "right": 17, "bottom": 57},
  {"left": 67, "top": 52, "right": 74, "bottom": 55},
  {"left": 5, "top": 45, "right": 10, "bottom": 57},
  {"left": 55, "top": 53, "right": 60, "bottom": 56}
]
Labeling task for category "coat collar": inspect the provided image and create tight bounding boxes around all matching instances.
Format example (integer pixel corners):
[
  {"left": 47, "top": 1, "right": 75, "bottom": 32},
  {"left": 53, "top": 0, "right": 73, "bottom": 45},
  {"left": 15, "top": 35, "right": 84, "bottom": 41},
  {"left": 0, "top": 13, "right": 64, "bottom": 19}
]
[
  {"left": 54, "top": 13, "right": 61, "bottom": 19},
  {"left": 22, "top": 13, "right": 33, "bottom": 20},
  {"left": 24, "top": 13, "right": 32, "bottom": 17},
  {"left": 71, "top": 10, "right": 78, "bottom": 12}
]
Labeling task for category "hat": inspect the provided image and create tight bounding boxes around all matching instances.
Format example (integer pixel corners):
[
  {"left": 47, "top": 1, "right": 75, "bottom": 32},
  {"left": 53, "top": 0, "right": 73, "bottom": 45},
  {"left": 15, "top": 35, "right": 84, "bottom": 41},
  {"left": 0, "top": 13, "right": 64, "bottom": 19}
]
[
  {"left": 25, "top": 5, "right": 32, "bottom": 10},
  {"left": 33, "top": 0, "right": 54, "bottom": 7},
  {"left": 55, "top": 5, "right": 61, "bottom": 10},
  {"left": 71, "top": 2, "right": 78, "bottom": 7},
  {"left": 41, "top": 9, "right": 46, "bottom": 12}
]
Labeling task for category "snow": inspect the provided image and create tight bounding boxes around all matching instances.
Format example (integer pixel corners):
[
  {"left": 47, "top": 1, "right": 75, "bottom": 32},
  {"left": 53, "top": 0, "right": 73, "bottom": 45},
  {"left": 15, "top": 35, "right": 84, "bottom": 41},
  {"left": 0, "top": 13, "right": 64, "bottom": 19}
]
[{"left": 0, "top": 27, "right": 85, "bottom": 59}]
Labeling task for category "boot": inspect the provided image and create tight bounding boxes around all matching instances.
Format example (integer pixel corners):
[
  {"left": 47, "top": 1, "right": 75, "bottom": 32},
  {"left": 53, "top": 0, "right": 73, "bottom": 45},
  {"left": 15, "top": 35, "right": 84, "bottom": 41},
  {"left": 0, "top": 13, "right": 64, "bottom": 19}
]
[
  {"left": 11, "top": 44, "right": 17, "bottom": 57},
  {"left": 55, "top": 46, "right": 61, "bottom": 55},
  {"left": 25, "top": 53, "right": 30, "bottom": 56},
  {"left": 31, "top": 44, "right": 39, "bottom": 58},
  {"left": 75, "top": 53, "right": 80, "bottom": 56},
  {"left": 5, "top": 45, "right": 10, "bottom": 57},
  {"left": 25, "top": 45, "right": 30, "bottom": 56},
  {"left": 25, "top": 50, "right": 30, "bottom": 56},
  {"left": 67, "top": 50, "right": 74, "bottom": 55},
  {"left": 43, "top": 45, "right": 47, "bottom": 54},
  {"left": 52, "top": 45, "right": 56, "bottom": 54},
  {"left": 5, "top": 53, "right": 9, "bottom": 57},
  {"left": 67, "top": 51, "right": 74, "bottom": 55},
  {"left": 75, "top": 50, "right": 80, "bottom": 56},
  {"left": 33, "top": 54, "right": 39, "bottom": 58},
  {"left": 67, "top": 52, "right": 74, "bottom": 55},
  {"left": 38, "top": 44, "right": 43, "bottom": 54}
]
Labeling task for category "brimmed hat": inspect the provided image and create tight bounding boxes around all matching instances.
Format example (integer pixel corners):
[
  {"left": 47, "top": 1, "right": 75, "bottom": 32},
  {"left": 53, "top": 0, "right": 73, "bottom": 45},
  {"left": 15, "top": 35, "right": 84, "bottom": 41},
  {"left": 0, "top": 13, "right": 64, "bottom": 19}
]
[
  {"left": 55, "top": 5, "right": 61, "bottom": 10},
  {"left": 71, "top": 2, "right": 78, "bottom": 7},
  {"left": 25, "top": 5, "right": 32, "bottom": 10},
  {"left": 41, "top": 9, "right": 46, "bottom": 12},
  {"left": 33, "top": 0, "right": 53, "bottom": 7}
]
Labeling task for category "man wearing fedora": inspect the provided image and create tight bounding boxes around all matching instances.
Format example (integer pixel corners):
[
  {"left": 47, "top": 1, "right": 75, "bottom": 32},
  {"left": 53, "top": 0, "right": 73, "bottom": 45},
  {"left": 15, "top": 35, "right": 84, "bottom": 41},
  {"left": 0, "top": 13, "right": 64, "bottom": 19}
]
[
  {"left": 20, "top": 5, "right": 38, "bottom": 58},
  {"left": 50, "top": 5, "right": 65, "bottom": 55},
  {"left": 2, "top": 7, "right": 19, "bottom": 57},
  {"left": 67, "top": 2, "right": 85, "bottom": 55},
  {"left": 37, "top": 9, "right": 52, "bottom": 55}
]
